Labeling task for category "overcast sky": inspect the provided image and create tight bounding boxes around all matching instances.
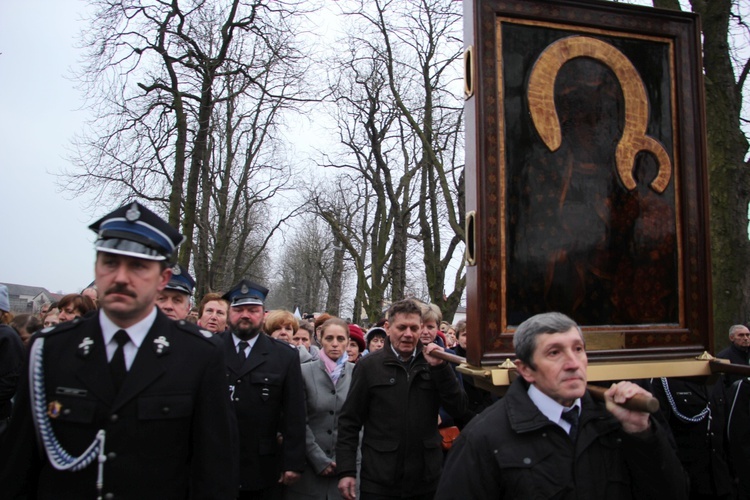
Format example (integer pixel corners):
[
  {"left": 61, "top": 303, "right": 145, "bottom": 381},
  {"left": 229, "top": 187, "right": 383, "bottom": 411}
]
[{"left": 1, "top": 0, "right": 97, "bottom": 294}]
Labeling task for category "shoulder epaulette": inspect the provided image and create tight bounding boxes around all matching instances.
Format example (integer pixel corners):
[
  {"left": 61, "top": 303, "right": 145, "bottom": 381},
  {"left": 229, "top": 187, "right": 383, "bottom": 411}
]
[{"left": 174, "top": 320, "right": 215, "bottom": 341}]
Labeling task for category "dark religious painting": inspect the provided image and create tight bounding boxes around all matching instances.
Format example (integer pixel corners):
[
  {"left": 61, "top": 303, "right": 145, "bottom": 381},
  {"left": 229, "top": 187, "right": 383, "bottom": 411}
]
[{"left": 464, "top": 0, "right": 711, "bottom": 366}]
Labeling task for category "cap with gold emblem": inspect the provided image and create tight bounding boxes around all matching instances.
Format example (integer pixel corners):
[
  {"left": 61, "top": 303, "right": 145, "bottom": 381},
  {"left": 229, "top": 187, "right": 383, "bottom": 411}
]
[
  {"left": 222, "top": 279, "right": 269, "bottom": 308},
  {"left": 165, "top": 264, "right": 195, "bottom": 295},
  {"left": 88, "top": 202, "right": 185, "bottom": 262}
]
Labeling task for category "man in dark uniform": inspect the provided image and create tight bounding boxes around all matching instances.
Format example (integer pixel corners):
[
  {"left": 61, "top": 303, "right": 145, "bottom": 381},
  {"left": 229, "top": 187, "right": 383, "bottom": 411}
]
[
  {"left": 219, "top": 279, "right": 306, "bottom": 499},
  {"left": 156, "top": 263, "right": 195, "bottom": 321},
  {"left": 0, "top": 201, "right": 237, "bottom": 499}
]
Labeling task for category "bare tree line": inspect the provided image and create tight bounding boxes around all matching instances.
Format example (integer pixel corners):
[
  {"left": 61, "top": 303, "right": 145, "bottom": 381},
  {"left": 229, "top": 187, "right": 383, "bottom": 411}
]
[{"left": 59, "top": 0, "right": 750, "bottom": 336}]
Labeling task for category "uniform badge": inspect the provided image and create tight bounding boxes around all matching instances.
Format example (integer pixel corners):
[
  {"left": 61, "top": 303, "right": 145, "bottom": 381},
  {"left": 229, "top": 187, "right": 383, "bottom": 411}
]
[
  {"left": 78, "top": 337, "right": 94, "bottom": 357},
  {"left": 200, "top": 329, "right": 212, "bottom": 338},
  {"left": 241, "top": 284, "right": 249, "bottom": 294},
  {"left": 171, "top": 264, "right": 181, "bottom": 275},
  {"left": 47, "top": 401, "right": 63, "bottom": 419},
  {"left": 153, "top": 336, "right": 170, "bottom": 355},
  {"left": 125, "top": 203, "right": 141, "bottom": 221}
]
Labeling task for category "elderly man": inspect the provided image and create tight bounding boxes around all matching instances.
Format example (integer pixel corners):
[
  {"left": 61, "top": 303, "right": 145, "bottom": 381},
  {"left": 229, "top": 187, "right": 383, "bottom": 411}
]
[
  {"left": 219, "top": 279, "right": 306, "bottom": 499},
  {"left": 717, "top": 324, "right": 750, "bottom": 386},
  {"left": 336, "top": 299, "right": 467, "bottom": 500},
  {"left": 155, "top": 263, "right": 195, "bottom": 320},
  {"left": 0, "top": 202, "right": 236, "bottom": 499},
  {"left": 435, "top": 312, "right": 687, "bottom": 500}
]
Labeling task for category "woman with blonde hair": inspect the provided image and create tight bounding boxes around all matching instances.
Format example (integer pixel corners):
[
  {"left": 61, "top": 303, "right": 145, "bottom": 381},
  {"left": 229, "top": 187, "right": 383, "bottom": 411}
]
[{"left": 264, "top": 309, "right": 299, "bottom": 344}]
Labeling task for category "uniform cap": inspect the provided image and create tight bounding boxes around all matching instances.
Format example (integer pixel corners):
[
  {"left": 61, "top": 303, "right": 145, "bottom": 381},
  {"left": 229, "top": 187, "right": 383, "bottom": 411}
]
[
  {"left": 89, "top": 202, "right": 184, "bottom": 261},
  {"left": 223, "top": 279, "right": 269, "bottom": 307},
  {"left": 165, "top": 264, "right": 195, "bottom": 295}
]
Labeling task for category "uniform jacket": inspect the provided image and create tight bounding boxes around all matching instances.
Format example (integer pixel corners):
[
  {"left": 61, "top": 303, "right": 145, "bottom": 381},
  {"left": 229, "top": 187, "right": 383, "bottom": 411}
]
[
  {"left": 435, "top": 377, "right": 688, "bottom": 500},
  {"left": 285, "top": 357, "right": 354, "bottom": 500},
  {"left": 718, "top": 344, "right": 750, "bottom": 386},
  {"left": 728, "top": 379, "right": 750, "bottom": 499},
  {"left": 219, "top": 331, "right": 306, "bottom": 492},
  {"left": 0, "top": 310, "right": 237, "bottom": 500},
  {"left": 650, "top": 378, "right": 733, "bottom": 497},
  {"left": 335, "top": 339, "right": 467, "bottom": 497}
]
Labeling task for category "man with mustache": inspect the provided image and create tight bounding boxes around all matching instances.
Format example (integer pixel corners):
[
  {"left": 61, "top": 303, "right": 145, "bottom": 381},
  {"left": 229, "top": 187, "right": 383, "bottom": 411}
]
[
  {"left": 218, "top": 280, "right": 305, "bottom": 499},
  {"left": 435, "top": 312, "right": 688, "bottom": 500},
  {"left": 0, "top": 202, "right": 236, "bottom": 499}
]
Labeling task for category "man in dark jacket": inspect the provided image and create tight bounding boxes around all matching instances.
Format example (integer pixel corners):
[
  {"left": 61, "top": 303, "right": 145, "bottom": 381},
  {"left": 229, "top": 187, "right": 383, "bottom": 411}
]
[
  {"left": 219, "top": 279, "right": 306, "bottom": 499},
  {"left": 0, "top": 202, "right": 236, "bottom": 499},
  {"left": 436, "top": 312, "right": 688, "bottom": 500},
  {"left": 718, "top": 324, "right": 750, "bottom": 386},
  {"left": 336, "top": 299, "right": 467, "bottom": 500}
]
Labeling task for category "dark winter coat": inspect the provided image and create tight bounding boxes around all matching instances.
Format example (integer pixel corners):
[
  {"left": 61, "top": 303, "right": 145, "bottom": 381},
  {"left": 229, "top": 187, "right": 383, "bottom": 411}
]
[
  {"left": 336, "top": 339, "right": 467, "bottom": 497},
  {"left": 435, "top": 377, "right": 688, "bottom": 500}
]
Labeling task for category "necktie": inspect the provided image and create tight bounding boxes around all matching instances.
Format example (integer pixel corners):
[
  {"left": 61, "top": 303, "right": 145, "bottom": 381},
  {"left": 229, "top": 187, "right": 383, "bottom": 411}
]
[
  {"left": 238, "top": 341, "right": 249, "bottom": 364},
  {"left": 561, "top": 406, "right": 580, "bottom": 442},
  {"left": 110, "top": 330, "right": 130, "bottom": 392}
]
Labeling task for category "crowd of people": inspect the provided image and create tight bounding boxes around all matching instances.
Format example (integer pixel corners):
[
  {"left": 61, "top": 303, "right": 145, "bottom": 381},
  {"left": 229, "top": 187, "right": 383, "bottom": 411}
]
[{"left": 0, "top": 201, "right": 748, "bottom": 499}]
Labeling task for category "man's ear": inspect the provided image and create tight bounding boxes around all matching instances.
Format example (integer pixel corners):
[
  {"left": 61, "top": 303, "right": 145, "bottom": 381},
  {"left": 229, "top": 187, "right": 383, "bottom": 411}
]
[
  {"left": 158, "top": 266, "right": 172, "bottom": 291},
  {"left": 514, "top": 358, "right": 536, "bottom": 384}
]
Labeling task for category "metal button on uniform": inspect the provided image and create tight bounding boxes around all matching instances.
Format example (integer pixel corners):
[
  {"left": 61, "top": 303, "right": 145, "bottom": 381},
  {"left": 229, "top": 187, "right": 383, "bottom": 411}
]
[
  {"left": 104, "top": 493, "right": 114, "bottom": 500},
  {"left": 110, "top": 414, "right": 119, "bottom": 423},
  {"left": 162, "top": 406, "right": 170, "bottom": 415},
  {"left": 264, "top": 377, "right": 269, "bottom": 382},
  {"left": 389, "top": 378, "right": 395, "bottom": 384},
  {"left": 234, "top": 398, "right": 240, "bottom": 401},
  {"left": 523, "top": 457, "right": 532, "bottom": 465},
  {"left": 107, "top": 452, "right": 117, "bottom": 461},
  {"left": 62, "top": 408, "right": 71, "bottom": 416},
  {"left": 236, "top": 379, "right": 242, "bottom": 384}
]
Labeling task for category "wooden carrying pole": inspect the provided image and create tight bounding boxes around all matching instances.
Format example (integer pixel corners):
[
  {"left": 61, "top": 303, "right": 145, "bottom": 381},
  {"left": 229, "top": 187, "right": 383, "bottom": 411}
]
[{"left": 429, "top": 349, "right": 660, "bottom": 414}]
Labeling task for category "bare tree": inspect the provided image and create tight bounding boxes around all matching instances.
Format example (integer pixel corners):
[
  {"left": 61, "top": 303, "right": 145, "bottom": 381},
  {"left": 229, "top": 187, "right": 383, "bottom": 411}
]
[
  {"left": 336, "top": 0, "right": 466, "bottom": 321},
  {"left": 313, "top": 36, "right": 423, "bottom": 322},
  {"left": 65, "top": 0, "right": 313, "bottom": 297}
]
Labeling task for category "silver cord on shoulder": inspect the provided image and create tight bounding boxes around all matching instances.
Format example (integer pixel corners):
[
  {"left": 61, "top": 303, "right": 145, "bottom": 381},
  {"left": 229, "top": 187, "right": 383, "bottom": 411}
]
[{"left": 29, "top": 337, "right": 108, "bottom": 498}]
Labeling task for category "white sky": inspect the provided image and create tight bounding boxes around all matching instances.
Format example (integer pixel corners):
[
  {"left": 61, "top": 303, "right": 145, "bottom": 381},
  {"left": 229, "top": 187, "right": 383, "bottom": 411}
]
[{"left": 1, "top": 0, "right": 97, "bottom": 294}]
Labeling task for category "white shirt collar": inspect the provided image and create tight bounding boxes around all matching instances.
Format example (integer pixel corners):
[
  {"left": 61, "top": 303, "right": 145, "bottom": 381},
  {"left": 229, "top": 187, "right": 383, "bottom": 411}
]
[
  {"left": 100, "top": 307, "right": 157, "bottom": 348},
  {"left": 232, "top": 332, "right": 259, "bottom": 350},
  {"left": 527, "top": 383, "right": 581, "bottom": 432}
]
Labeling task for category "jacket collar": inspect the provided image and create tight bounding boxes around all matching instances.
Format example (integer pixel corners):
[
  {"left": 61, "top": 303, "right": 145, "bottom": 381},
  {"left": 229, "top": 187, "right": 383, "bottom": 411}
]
[{"left": 505, "top": 377, "right": 614, "bottom": 435}]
